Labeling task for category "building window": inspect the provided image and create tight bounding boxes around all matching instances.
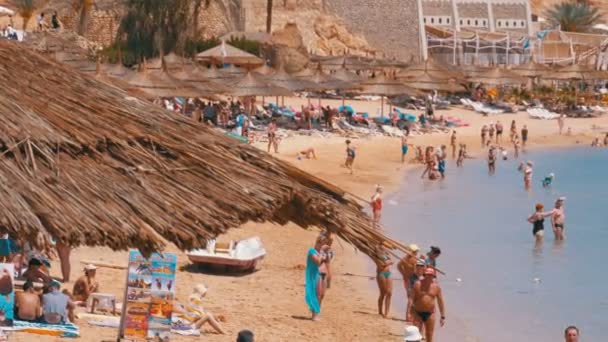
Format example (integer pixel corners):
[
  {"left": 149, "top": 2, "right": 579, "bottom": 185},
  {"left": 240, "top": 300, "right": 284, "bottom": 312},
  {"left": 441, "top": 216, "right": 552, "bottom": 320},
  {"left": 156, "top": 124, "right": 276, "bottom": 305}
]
[
  {"left": 438, "top": 18, "right": 442, "bottom": 24},
  {"left": 447, "top": 18, "right": 450, "bottom": 24},
  {"left": 521, "top": 20, "right": 525, "bottom": 27},
  {"left": 431, "top": 18, "right": 434, "bottom": 24},
  {"left": 475, "top": 20, "right": 478, "bottom": 26},
  {"left": 483, "top": 20, "right": 487, "bottom": 26},
  {"left": 467, "top": 20, "right": 471, "bottom": 25},
  {"left": 423, "top": 17, "right": 426, "bottom": 23},
  {"left": 498, "top": 21, "right": 501, "bottom": 27},
  {"left": 460, "top": 19, "right": 463, "bottom": 25},
  {"left": 513, "top": 21, "right": 517, "bottom": 27}
]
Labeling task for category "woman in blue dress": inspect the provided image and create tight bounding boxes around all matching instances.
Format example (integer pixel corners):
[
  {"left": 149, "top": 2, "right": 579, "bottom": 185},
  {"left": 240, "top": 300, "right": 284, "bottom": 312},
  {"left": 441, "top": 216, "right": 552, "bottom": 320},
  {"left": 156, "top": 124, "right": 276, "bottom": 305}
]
[{"left": 305, "top": 235, "right": 329, "bottom": 321}]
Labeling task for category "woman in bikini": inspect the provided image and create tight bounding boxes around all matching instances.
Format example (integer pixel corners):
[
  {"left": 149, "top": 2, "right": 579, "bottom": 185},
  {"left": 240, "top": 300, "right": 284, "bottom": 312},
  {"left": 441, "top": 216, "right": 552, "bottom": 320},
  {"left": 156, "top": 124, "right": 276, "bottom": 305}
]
[
  {"left": 375, "top": 245, "right": 393, "bottom": 318},
  {"left": 370, "top": 185, "right": 383, "bottom": 227},
  {"left": 266, "top": 118, "right": 278, "bottom": 153},
  {"left": 345, "top": 140, "right": 355, "bottom": 174},
  {"left": 421, "top": 146, "right": 435, "bottom": 179},
  {"left": 450, "top": 131, "right": 457, "bottom": 159},
  {"left": 481, "top": 125, "right": 488, "bottom": 147},
  {"left": 510, "top": 120, "right": 517, "bottom": 142},
  {"left": 513, "top": 134, "right": 521, "bottom": 159},
  {"left": 528, "top": 203, "right": 553, "bottom": 245},
  {"left": 318, "top": 231, "right": 335, "bottom": 288}
]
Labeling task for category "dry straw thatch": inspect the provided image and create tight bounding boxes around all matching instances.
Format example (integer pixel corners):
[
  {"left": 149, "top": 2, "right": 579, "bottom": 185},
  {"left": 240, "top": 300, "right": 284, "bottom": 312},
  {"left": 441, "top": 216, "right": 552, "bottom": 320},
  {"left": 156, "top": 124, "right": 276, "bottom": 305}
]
[{"left": 0, "top": 41, "right": 406, "bottom": 258}]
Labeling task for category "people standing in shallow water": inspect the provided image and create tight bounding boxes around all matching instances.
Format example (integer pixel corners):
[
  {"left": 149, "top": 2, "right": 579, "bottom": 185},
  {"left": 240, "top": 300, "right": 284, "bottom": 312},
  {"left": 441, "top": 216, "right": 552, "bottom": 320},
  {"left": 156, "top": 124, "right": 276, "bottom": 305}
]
[
  {"left": 510, "top": 120, "right": 517, "bottom": 142},
  {"left": 521, "top": 125, "right": 529, "bottom": 148},
  {"left": 551, "top": 197, "right": 566, "bottom": 241},
  {"left": 495, "top": 120, "right": 503, "bottom": 144},
  {"left": 524, "top": 161, "right": 533, "bottom": 190},
  {"left": 528, "top": 203, "right": 553, "bottom": 244},
  {"left": 481, "top": 125, "right": 488, "bottom": 147},
  {"left": 305, "top": 236, "right": 330, "bottom": 321},
  {"left": 375, "top": 245, "right": 393, "bottom": 318},
  {"left": 487, "top": 146, "right": 497, "bottom": 175},
  {"left": 437, "top": 145, "right": 447, "bottom": 179},
  {"left": 410, "top": 268, "right": 446, "bottom": 342}
]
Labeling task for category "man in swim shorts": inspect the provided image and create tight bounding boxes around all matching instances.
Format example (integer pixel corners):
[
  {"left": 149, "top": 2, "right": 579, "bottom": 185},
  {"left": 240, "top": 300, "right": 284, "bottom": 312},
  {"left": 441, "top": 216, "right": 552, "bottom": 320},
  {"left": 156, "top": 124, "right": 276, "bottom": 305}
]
[
  {"left": 551, "top": 197, "right": 566, "bottom": 241},
  {"left": 402, "top": 133, "right": 410, "bottom": 163},
  {"left": 410, "top": 268, "right": 445, "bottom": 342}
]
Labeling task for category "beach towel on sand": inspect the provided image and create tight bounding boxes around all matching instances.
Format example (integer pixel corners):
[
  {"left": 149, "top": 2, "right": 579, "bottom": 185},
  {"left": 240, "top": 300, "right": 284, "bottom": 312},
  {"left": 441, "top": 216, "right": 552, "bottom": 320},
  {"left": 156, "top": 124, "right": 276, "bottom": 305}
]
[{"left": 0, "top": 320, "right": 79, "bottom": 337}]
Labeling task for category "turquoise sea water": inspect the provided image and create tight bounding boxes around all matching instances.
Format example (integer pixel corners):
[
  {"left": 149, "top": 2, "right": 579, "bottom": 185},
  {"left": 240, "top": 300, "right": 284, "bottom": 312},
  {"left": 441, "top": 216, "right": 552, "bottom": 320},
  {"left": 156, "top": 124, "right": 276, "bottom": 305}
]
[{"left": 382, "top": 147, "right": 608, "bottom": 342}]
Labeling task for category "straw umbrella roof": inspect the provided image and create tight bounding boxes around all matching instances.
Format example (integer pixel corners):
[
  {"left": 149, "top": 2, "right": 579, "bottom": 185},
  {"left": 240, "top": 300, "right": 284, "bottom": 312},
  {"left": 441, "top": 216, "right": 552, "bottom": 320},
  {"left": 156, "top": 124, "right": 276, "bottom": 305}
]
[
  {"left": 253, "top": 64, "right": 275, "bottom": 76},
  {"left": 196, "top": 43, "right": 264, "bottom": 66},
  {"left": 399, "top": 58, "right": 462, "bottom": 79},
  {"left": 358, "top": 75, "right": 420, "bottom": 96},
  {"left": 331, "top": 67, "right": 362, "bottom": 83},
  {"left": 196, "top": 64, "right": 233, "bottom": 81},
  {"left": 220, "top": 64, "right": 247, "bottom": 76},
  {"left": 265, "top": 67, "right": 321, "bottom": 92},
  {"left": 545, "top": 64, "right": 605, "bottom": 81},
  {"left": 0, "top": 40, "right": 406, "bottom": 257},
  {"left": 145, "top": 52, "right": 191, "bottom": 70},
  {"left": 171, "top": 67, "right": 229, "bottom": 94},
  {"left": 510, "top": 61, "right": 551, "bottom": 77},
  {"left": 122, "top": 62, "right": 201, "bottom": 98},
  {"left": 300, "top": 69, "right": 357, "bottom": 91},
  {"left": 227, "top": 72, "right": 293, "bottom": 97},
  {"left": 468, "top": 68, "right": 527, "bottom": 85},
  {"left": 405, "top": 72, "right": 464, "bottom": 93}
]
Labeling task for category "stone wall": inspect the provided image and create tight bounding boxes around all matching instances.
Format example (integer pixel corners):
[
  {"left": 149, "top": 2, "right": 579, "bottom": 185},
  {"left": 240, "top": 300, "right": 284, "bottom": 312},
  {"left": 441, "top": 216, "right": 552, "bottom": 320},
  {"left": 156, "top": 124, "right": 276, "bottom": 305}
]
[
  {"left": 60, "top": 10, "right": 122, "bottom": 47},
  {"left": 326, "top": 0, "right": 422, "bottom": 62},
  {"left": 457, "top": 3, "right": 489, "bottom": 19},
  {"left": 423, "top": 1, "right": 453, "bottom": 17}
]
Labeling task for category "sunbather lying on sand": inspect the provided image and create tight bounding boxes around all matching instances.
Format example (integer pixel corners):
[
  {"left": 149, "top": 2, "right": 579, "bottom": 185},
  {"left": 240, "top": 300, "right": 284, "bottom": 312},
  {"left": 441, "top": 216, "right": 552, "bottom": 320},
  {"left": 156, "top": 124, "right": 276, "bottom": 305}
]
[{"left": 173, "top": 284, "right": 225, "bottom": 335}]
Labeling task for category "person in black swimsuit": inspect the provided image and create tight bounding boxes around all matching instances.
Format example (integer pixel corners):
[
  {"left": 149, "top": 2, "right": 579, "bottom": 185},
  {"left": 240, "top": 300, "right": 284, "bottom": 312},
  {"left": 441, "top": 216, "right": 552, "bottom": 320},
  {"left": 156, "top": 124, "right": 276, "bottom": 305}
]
[{"left": 528, "top": 203, "right": 553, "bottom": 244}]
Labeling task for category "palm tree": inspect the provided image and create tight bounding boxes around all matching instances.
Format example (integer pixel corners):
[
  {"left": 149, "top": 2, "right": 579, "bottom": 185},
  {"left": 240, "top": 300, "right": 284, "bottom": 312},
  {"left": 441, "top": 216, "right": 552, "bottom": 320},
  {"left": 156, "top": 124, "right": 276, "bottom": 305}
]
[
  {"left": 72, "top": 0, "right": 95, "bottom": 36},
  {"left": 546, "top": 1, "right": 602, "bottom": 32},
  {"left": 15, "top": 0, "right": 37, "bottom": 30},
  {"left": 266, "top": 0, "right": 273, "bottom": 33}
]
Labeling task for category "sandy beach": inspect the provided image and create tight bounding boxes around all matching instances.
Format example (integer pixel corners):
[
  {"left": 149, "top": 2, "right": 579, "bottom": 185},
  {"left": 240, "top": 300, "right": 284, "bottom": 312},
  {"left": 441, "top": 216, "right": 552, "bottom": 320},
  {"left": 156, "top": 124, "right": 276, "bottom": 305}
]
[{"left": 11, "top": 99, "right": 608, "bottom": 342}]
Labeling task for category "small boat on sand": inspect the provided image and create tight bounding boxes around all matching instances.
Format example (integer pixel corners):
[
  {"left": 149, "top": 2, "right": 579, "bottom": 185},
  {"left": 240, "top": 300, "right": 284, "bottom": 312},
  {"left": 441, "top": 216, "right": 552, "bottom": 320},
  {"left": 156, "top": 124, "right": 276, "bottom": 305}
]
[{"left": 186, "top": 237, "right": 266, "bottom": 272}]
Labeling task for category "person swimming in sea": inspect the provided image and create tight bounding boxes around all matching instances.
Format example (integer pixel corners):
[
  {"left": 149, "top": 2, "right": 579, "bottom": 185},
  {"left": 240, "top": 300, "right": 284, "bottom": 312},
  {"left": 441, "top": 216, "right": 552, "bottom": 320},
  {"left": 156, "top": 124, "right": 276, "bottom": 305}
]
[
  {"left": 375, "top": 245, "right": 393, "bottom": 318},
  {"left": 528, "top": 203, "right": 554, "bottom": 244},
  {"left": 487, "top": 146, "right": 497, "bottom": 175},
  {"left": 542, "top": 173, "right": 555, "bottom": 188}
]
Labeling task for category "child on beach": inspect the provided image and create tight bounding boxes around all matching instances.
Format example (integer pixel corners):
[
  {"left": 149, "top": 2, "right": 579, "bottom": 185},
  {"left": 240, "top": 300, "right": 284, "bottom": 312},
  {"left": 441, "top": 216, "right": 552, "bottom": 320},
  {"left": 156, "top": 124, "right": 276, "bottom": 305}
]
[{"left": 344, "top": 140, "right": 355, "bottom": 174}]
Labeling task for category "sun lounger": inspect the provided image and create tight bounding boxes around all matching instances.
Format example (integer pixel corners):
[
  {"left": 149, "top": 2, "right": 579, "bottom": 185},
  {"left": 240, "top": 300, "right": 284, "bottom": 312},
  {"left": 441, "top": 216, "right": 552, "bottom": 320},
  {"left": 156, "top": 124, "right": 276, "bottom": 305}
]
[{"left": 527, "top": 108, "right": 559, "bottom": 120}]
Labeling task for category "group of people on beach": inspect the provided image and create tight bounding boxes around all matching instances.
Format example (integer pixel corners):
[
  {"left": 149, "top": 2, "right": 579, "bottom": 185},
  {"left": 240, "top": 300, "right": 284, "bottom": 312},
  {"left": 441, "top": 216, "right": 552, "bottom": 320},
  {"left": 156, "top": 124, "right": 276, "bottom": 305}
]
[{"left": 373, "top": 244, "right": 445, "bottom": 342}]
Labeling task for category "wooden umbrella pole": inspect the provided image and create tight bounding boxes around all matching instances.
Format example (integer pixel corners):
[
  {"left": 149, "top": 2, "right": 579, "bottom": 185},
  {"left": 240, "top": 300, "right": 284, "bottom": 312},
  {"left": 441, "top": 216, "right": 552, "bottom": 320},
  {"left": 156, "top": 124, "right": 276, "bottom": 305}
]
[{"left": 381, "top": 96, "right": 384, "bottom": 117}]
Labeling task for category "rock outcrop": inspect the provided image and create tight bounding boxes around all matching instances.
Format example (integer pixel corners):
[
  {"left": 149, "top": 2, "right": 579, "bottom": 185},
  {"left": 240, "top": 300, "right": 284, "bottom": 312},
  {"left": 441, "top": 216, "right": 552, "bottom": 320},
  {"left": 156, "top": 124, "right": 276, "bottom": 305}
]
[{"left": 265, "top": 22, "right": 309, "bottom": 73}]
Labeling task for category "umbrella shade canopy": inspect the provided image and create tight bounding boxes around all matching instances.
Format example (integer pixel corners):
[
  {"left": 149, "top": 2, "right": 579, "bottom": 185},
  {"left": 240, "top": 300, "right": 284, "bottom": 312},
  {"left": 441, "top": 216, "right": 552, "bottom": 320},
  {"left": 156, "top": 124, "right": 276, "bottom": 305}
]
[
  {"left": 301, "top": 69, "right": 357, "bottom": 91},
  {"left": 171, "top": 67, "right": 229, "bottom": 94},
  {"left": 227, "top": 72, "right": 293, "bottom": 97},
  {"left": 220, "top": 64, "right": 246, "bottom": 76},
  {"left": 545, "top": 64, "right": 605, "bottom": 81},
  {"left": 253, "top": 64, "right": 275, "bottom": 76},
  {"left": 123, "top": 64, "right": 202, "bottom": 98},
  {"left": 0, "top": 6, "right": 14, "bottom": 15},
  {"left": 405, "top": 72, "right": 465, "bottom": 92},
  {"left": 468, "top": 68, "right": 527, "bottom": 85},
  {"left": 331, "top": 68, "right": 362, "bottom": 83},
  {"left": 144, "top": 52, "right": 191, "bottom": 70},
  {"left": 510, "top": 61, "right": 551, "bottom": 77},
  {"left": 399, "top": 59, "right": 462, "bottom": 79},
  {"left": 0, "top": 40, "right": 411, "bottom": 257},
  {"left": 265, "top": 68, "right": 321, "bottom": 91},
  {"left": 196, "top": 64, "right": 234, "bottom": 81},
  {"left": 358, "top": 75, "right": 420, "bottom": 96},
  {"left": 196, "top": 43, "right": 264, "bottom": 66}
]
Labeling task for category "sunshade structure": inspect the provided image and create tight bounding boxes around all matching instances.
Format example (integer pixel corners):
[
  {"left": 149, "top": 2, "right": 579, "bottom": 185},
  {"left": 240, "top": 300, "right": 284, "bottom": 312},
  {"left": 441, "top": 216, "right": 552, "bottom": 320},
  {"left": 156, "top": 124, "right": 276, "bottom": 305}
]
[
  {"left": 0, "top": 40, "right": 407, "bottom": 257},
  {"left": 171, "top": 66, "right": 229, "bottom": 96},
  {"left": 122, "top": 62, "right": 201, "bottom": 99},
  {"left": 196, "top": 64, "right": 233, "bottom": 81},
  {"left": 0, "top": 6, "right": 14, "bottom": 15},
  {"left": 358, "top": 75, "right": 420, "bottom": 115},
  {"left": 220, "top": 64, "right": 247, "bottom": 77},
  {"left": 265, "top": 68, "right": 320, "bottom": 92},
  {"left": 468, "top": 67, "right": 527, "bottom": 86},
  {"left": 545, "top": 64, "right": 606, "bottom": 81},
  {"left": 405, "top": 72, "right": 464, "bottom": 93},
  {"left": 331, "top": 67, "right": 362, "bottom": 83},
  {"left": 144, "top": 52, "right": 191, "bottom": 70},
  {"left": 300, "top": 69, "right": 357, "bottom": 91},
  {"left": 510, "top": 61, "right": 551, "bottom": 78},
  {"left": 196, "top": 42, "right": 264, "bottom": 67},
  {"left": 227, "top": 72, "right": 293, "bottom": 97},
  {"left": 398, "top": 58, "right": 463, "bottom": 79},
  {"left": 253, "top": 64, "right": 275, "bottom": 76}
]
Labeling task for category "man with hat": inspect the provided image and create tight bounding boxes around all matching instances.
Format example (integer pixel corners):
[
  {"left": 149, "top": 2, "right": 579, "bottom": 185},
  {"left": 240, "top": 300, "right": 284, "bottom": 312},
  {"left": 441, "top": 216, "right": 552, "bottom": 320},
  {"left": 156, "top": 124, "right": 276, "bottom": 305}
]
[
  {"left": 398, "top": 244, "right": 420, "bottom": 320},
  {"left": 42, "top": 280, "right": 75, "bottom": 324},
  {"left": 409, "top": 268, "right": 446, "bottom": 342},
  {"left": 72, "top": 264, "right": 99, "bottom": 302}
]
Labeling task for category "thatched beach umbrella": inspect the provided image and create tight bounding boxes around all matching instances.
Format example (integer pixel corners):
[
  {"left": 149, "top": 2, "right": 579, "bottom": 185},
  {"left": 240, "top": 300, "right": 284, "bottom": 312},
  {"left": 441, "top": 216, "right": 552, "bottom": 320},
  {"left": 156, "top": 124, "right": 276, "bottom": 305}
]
[
  {"left": 196, "top": 42, "right": 264, "bottom": 67},
  {"left": 545, "top": 64, "right": 605, "bottom": 81},
  {"left": 0, "top": 40, "right": 409, "bottom": 257},
  {"left": 172, "top": 66, "right": 229, "bottom": 95},
  {"left": 227, "top": 72, "right": 292, "bottom": 97},
  {"left": 510, "top": 61, "right": 551, "bottom": 78},
  {"left": 468, "top": 68, "right": 527, "bottom": 86},
  {"left": 254, "top": 64, "right": 275, "bottom": 76},
  {"left": 145, "top": 52, "right": 191, "bottom": 70},
  {"left": 398, "top": 58, "right": 462, "bottom": 79},
  {"left": 358, "top": 75, "right": 420, "bottom": 115},
  {"left": 405, "top": 72, "right": 464, "bottom": 93},
  {"left": 122, "top": 62, "right": 201, "bottom": 99}
]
